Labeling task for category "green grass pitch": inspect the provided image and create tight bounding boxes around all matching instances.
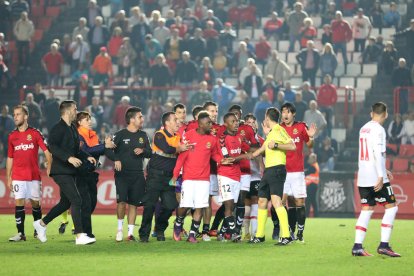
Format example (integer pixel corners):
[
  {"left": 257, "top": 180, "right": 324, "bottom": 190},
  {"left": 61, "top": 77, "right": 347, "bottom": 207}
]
[{"left": 0, "top": 215, "right": 412, "bottom": 275}]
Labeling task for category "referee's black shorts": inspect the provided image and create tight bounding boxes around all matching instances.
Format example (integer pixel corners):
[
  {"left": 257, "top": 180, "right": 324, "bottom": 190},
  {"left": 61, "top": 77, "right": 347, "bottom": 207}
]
[
  {"left": 258, "top": 165, "right": 287, "bottom": 199},
  {"left": 115, "top": 172, "right": 146, "bottom": 206}
]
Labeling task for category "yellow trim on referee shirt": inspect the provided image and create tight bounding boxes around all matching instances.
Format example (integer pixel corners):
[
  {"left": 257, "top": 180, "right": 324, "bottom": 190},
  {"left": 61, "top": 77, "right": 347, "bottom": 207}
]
[{"left": 264, "top": 124, "right": 292, "bottom": 168}]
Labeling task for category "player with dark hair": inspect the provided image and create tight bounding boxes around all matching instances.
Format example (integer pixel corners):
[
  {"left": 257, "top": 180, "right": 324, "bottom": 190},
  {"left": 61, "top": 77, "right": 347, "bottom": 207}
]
[
  {"left": 7, "top": 105, "right": 52, "bottom": 242},
  {"left": 352, "top": 102, "right": 400, "bottom": 257},
  {"left": 174, "top": 103, "right": 187, "bottom": 133}
]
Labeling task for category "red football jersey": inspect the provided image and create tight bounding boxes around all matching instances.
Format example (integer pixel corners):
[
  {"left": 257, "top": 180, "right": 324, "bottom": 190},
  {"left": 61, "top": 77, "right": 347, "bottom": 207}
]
[
  {"left": 217, "top": 132, "right": 250, "bottom": 181},
  {"left": 280, "top": 122, "right": 310, "bottom": 172},
  {"left": 8, "top": 127, "right": 48, "bottom": 181},
  {"left": 183, "top": 120, "right": 198, "bottom": 134},
  {"left": 173, "top": 129, "right": 223, "bottom": 181},
  {"left": 209, "top": 123, "right": 226, "bottom": 175}
]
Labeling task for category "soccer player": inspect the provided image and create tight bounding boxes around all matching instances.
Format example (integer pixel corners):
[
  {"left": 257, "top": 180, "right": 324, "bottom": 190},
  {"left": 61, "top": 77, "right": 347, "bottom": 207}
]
[
  {"left": 279, "top": 102, "right": 316, "bottom": 242},
  {"left": 174, "top": 103, "right": 187, "bottom": 133},
  {"left": 249, "top": 107, "right": 296, "bottom": 245},
  {"left": 171, "top": 111, "right": 233, "bottom": 243},
  {"left": 352, "top": 102, "right": 400, "bottom": 257},
  {"left": 7, "top": 105, "right": 52, "bottom": 242},
  {"left": 105, "top": 107, "right": 152, "bottom": 242}
]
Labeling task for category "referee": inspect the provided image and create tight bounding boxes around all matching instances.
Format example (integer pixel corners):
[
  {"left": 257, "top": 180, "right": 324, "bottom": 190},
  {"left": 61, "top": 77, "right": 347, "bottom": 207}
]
[
  {"left": 139, "top": 112, "right": 189, "bottom": 242},
  {"left": 249, "top": 107, "right": 296, "bottom": 245}
]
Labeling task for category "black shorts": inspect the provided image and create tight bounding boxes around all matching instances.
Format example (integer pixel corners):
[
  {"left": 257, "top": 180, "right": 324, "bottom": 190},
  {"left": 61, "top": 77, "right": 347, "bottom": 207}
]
[
  {"left": 246, "top": 180, "right": 260, "bottom": 199},
  {"left": 258, "top": 165, "right": 287, "bottom": 199},
  {"left": 115, "top": 173, "right": 146, "bottom": 206},
  {"left": 358, "top": 182, "right": 396, "bottom": 206}
]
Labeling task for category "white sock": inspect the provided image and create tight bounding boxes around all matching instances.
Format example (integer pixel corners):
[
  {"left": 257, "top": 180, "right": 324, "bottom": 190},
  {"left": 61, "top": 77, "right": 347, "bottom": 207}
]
[
  {"left": 243, "top": 206, "right": 251, "bottom": 234},
  {"left": 381, "top": 206, "right": 398, "bottom": 243},
  {"left": 354, "top": 210, "right": 374, "bottom": 244},
  {"left": 128, "top": 224, "right": 134, "bottom": 236},
  {"left": 117, "top": 219, "right": 123, "bottom": 231},
  {"left": 250, "top": 204, "right": 258, "bottom": 236}
]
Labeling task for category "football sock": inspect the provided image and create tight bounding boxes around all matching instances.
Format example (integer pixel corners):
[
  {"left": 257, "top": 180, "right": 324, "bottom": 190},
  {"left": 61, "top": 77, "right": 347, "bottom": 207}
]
[
  {"left": 288, "top": 207, "right": 297, "bottom": 233},
  {"left": 256, "top": 208, "right": 268, "bottom": 238},
  {"left": 190, "top": 220, "right": 201, "bottom": 235},
  {"left": 127, "top": 224, "right": 134, "bottom": 236},
  {"left": 61, "top": 210, "right": 68, "bottom": 223},
  {"left": 32, "top": 206, "right": 42, "bottom": 221},
  {"left": 175, "top": 216, "right": 185, "bottom": 227},
  {"left": 235, "top": 206, "right": 245, "bottom": 232},
  {"left": 224, "top": 216, "right": 236, "bottom": 234},
  {"left": 202, "top": 223, "right": 210, "bottom": 234},
  {"left": 276, "top": 206, "right": 289, "bottom": 238},
  {"left": 250, "top": 204, "right": 258, "bottom": 236},
  {"left": 380, "top": 206, "right": 398, "bottom": 246},
  {"left": 15, "top": 206, "right": 25, "bottom": 235},
  {"left": 354, "top": 210, "right": 374, "bottom": 244},
  {"left": 211, "top": 205, "right": 225, "bottom": 230},
  {"left": 219, "top": 220, "right": 228, "bottom": 234},
  {"left": 296, "top": 206, "right": 306, "bottom": 233},
  {"left": 270, "top": 206, "right": 279, "bottom": 227},
  {"left": 117, "top": 219, "right": 124, "bottom": 231},
  {"left": 243, "top": 205, "right": 251, "bottom": 234}
]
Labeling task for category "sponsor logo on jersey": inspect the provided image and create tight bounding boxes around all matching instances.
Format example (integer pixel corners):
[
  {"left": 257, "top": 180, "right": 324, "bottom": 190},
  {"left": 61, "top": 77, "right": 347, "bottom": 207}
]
[
  {"left": 293, "top": 137, "right": 300, "bottom": 143},
  {"left": 27, "top": 134, "right": 32, "bottom": 141},
  {"left": 14, "top": 143, "right": 35, "bottom": 151},
  {"left": 206, "top": 142, "right": 211, "bottom": 149},
  {"left": 123, "top": 139, "right": 130, "bottom": 144},
  {"left": 230, "top": 148, "right": 241, "bottom": 155}
]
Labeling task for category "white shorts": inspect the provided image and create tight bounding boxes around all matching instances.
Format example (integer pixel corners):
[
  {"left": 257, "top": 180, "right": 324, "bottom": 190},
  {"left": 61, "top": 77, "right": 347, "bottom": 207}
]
[
  {"left": 217, "top": 175, "right": 241, "bottom": 203},
  {"left": 240, "top": 174, "right": 251, "bottom": 192},
  {"left": 209, "top": 174, "right": 219, "bottom": 196},
  {"left": 283, "top": 172, "right": 307, "bottom": 198},
  {"left": 12, "top": 180, "right": 41, "bottom": 201},
  {"left": 180, "top": 180, "right": 210, "bottom": 208}
]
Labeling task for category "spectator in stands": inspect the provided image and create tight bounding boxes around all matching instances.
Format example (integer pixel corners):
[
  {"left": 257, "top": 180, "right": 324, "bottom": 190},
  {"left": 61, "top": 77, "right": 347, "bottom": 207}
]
[
  {"left": 188, "top": 28, "right": 206, "bottom": 64},
  {"left": 44, "top": 89, "right": 60, "bottom": 133},
  {"left": 128, "top": 6, "right": 142, "bottom": 28},
  {"left": 130, "top": 14, "right": 151, "bottom": 53},
  {"left": 175, "top": 50, "right": 198, "bottom": 92},
  {"left": 219, "top": 22, "right": 236, "bottom": 55},
  {"left": 144, "top": 34, "right": 162, "bottom": 65},
  {"left": 13, "top": 11, "right": 34, "bottom": 70},
  {"left": 233, "top": 41, "right": 254, "bottom": 77},
  {"left": 171, "top": 16, "right": 188, "bottom": 38},
  {"left": 263, "top": 12, "right": 283, "bottom": 40},
  {"left": 265, "top": 50, "right": 291, "bottom": 85},
  {"left": 294, "top": 91, "right": 308, "bottom": 121},
  {"left": 203, "top": 20, "right": 219, "bottom": 58},
  {"left": 319, "top": 42, "right": 337, "bottom": 82},
  {"left": 296, "top": 40, "right": 320, "bottom": 88},
  {"left": 0, "top": 54, "right": 10, "bottom": 91},
  {"left": 10, "top": 0, "right": 28, "bottom": 21},
  {"left": 301, "top": 81, "right": 317, "bottom": 104},
  {"left": 194, "top": 0, "right": 208, "bottom": 20},
  {"left": 0, "top": 33, "right": 7, "bottom": 63},
  {"left": 287, "top": 2, "right": 308, "bottom": 52},
  {"left": 84, "top": 0, "right": 103, "bottom": 28},
  {"left": 182, "top": 8, "right": 200, "bottom": 35},
  {"left": 32, "top": 83, "right": 46, "bottom": 108},
  {"left": 243, "top": 37, "right": 255, "bottom": 56},
  {"left": 70, "top": 34, "right": 90, "bottom": 73},
  {"left": 153, "top": 18, "right": 170, "bottom": 48},
  {"left": 370, "top": 1, "right": 384, "bottom": 33},
  {"left": 255, "top": 36, "right": 271, "bottom": 70},
  {"left": 331, "top": 11, "right": 352, "bottom": 66},
  {"left": 198, "top": 56, "right": 215, "bottom": 86},
  {"left": 261, "top": 75, "right": 279, "bottom": 103},
  {"left": 387, "top": 113, "right": 404, "bottom": 145},
  {"left": 110, "top": 10, "right": 130, "bottom": 35},
  {"left": 317, "top": 136, "right": 335, "bottom": 171},
  {"left": 299, "top": 17, "right": 317, "bottom": 49},
  {"left": 0, "top": 105, "right": 14, "bottom": 153},
  {"left": 379, "top": 40, "right": 398, "bottom": 75},
  {"left": 401, "top": 111, "right": 414, "bottom": 145},
  {"left": 88, "top": 16, "right": 110, "bottom": 61},
  {"left": 147, "top": 97, "right": 163, "bottom": 128},
  {"left": 214, "top": 1, "right": 227, "bottom": 25},
  {"left": 113, "top": 95, "right": 131, "bottom": 129},
  {"left": 42, "top": 43, "right": 64, "bottom": 87},
  {"left": 322, "top": 2, "right": 336, "bottom": 25},
  {"left": 238, "top": 58, "right": 261, "bottom": 86},
  {"left": 0, "top": 0, "right": 11, "bottom": 38},
  {"left": 383, "top": 2, "right": 400, "bottom": 30},
  {"left": 25, "top": 93, "right": 42, "bottom": 129},
  {"left": 375, "top": 35, "right": 384, "bottom": 51},
  {"left": 352, "top": 8, "right": 372, "bottom": 53},
  {"left": 189, "top": 80, "right": 212, "bottom": 111},
  {"left": 69, "top": 62, "right": 89, "bottom": 85},
  {"left": 305, "top": 153, "right": 319, "bottom": 217},
  {"left": 253, "top": 91, "right": 272, "bottom": 124},
  {"left": 74, "top": 74, "right": 94, "bottom": 110},
  {"left": 72, "top": 17, "right": 90, "bottom": 42},
  {"left": 213, "top": 49, "right": 228, "bottom": 80},
  {"left": 148, "top": 53, "right": 171, "bottom": 103},
  {"left": 91, "top": 46, "right": 113, "bottom": 86},
  {"left": 361, "top": 36, "right": 381, "bottom": 64},
  {"left": 283, "top": 81, "right": 296, "bottom": 103},
  {"left": 321, "top": 24, "right": 332, "bottom": 45},
  {"left": 212, "top": 78, "right": 236, "bottom": 118},
  {"left": 148, "top": 10, "right": 161, "bottom": 32},
  {"left": 202, "top": 9, "right": 223, "bottom": 32},
  {"left": 392, "top": 58, "right": 412, "bottom": 115},
  {"left": 394, "top": 19, "right": 414, "bottom": 67},
  {"left": 304, "top": 100, "right": 327, "bottom": 138},
  {"left": 274, "top": 91, "right": 285, "bottom": 110},
  {"left": 117, "top": 37, "right": 136, "bottom": 81},
  {"left": 317, "top": 74, "right": 337, "bottom": 136},
  {"left": 244, "top": 64, "right": 263, "bottom": 111},
  {"left": 108, "top": 27, "right": 123, "bottom": 61}
]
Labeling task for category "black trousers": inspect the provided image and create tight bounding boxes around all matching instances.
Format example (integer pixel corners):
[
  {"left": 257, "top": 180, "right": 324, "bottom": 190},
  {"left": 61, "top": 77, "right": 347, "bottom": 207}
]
[
  {"left": 16, "top": 41, "right": 30, "bottom": 68},
  {"left": 75, "top": 172, "right": 99, "bottom": 235},
  {"left": 305, "top": 184, "right": 318, "bottom": 217},
  {"left": 139, "top": 171, "right": 178, "bottom": 238},
  {"left": 43, "top": 175, "right": 84, "bottom": 234},
  {"left": 302, "top": 68, "right": 317, "bottom": 88}
]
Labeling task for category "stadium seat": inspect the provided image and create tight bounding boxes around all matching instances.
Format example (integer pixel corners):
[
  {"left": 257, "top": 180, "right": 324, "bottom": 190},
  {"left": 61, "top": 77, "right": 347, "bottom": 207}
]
[
  {"left": 382, "top": 28, "right": 395, "bottom": 39},
  {"left": 387, "top": 143, "right": 398, "bottom": 154},
  {"left": 226, "top": 77, "right": 238, "bottom": 87},
  {"left": 398, "top": 3, "right": 407, "bottom": 15},
  {"left": 102, "top": 5, "right": 111, "bottom": 19},
  {"left": 335, "top": 64, "right": 345, "bottom": 77},
  {"left": 287, "top": 52, "right": 296, "bottom": 63},
  {"left": 269, "top": 40, "right": 277, "bottom": 49},
  {"left": 33, "top": 30, "right": 44, "bottom": 42},
  {"left": 339, "top": 77, "right": 355, "bottom": 87},
  {"left": 352, "top": 52, "right": 361, "bottom": 63},
  {"left": 392, "top": 158, "right": 409, "bottom": 172},
  {"left": 386, "top": 158, "right": 391, "bottom": 170},
  {"left": 399, "top": 144, "right": 414, "bottom": 157},
  {"left": 278, "top": 40, "right": 289, "bottom": 52},
  {"left": 311, "top": 17, "right": 321, "bottom": 27},
  {"left": 32, "top": 6, "right": 44, "bottom": 17},
  {"left": 362, "top": 64, "right": 378, "bottom": 76},
  {"left": 346, "top": 64, "right": 361, "bottom": 77},
  {"left": 371, "top": 28, "right": 379, "bottom": 38},
  {"left": 354, "top": 88, "right": 366, "bottom": 102},
  {"left": 46, "top": 6, "right": 60, "bottom": 17},
  {"left": 239, "top": 29, "right": 251, "bottom": 39},
  {"left": 356, "top": 77, "right": 372, "bottom": 89},
  {"left": 39, "top": 18, "right": 52, "bottom": 31},
  {"left": 290, "top": 77, "right": 302, "bottom": 87}
]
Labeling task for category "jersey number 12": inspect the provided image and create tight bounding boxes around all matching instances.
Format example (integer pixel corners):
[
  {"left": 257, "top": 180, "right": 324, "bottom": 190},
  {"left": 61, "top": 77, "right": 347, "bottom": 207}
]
[{"left": 360, "top": 138, "right": 369, "bottom": 161}]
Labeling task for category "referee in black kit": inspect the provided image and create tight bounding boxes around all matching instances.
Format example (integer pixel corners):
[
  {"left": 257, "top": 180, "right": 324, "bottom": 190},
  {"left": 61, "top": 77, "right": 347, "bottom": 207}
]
[
  {"left": 139, "top": 112, "right": 190, "bottom": 242},
  {"left": 105, "top": 107, "right": 151, "bottom": 242},
  {"left": 33, "top": 100, "right": 97, "bottom": 245}
]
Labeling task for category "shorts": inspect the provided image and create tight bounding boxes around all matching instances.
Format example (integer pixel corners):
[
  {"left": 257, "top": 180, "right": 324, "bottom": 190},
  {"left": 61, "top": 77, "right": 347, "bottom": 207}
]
[
  {"left": 180, "top": 180, "right": 210, "bottom": 208},
  {"left": 175, "top": 175, "right": 183, "bottom": 193},
  {"left": 240, "top": 174, "right": 251, "bottom": 192},
  {"left": 358, "top": 182, "right": 396, "bottom": 206},
  {"left": 246, "top": 180, "right": 260, "bottom": 199},
  {"left": 12, "top": 180, "right": 41, "bottom": 200},
  {"left": 217, "top": 175, "right": 241, "bottom": 203},
  {"left": 115, "top": 173, "right": 146, "bottom": 206},
  {"left": 283, "top": 172, "right": 307, "bottom": 198},
  {"left": 209, "top": 174, "right": 219, "bottom": 196},
  {"left": 258, "top": 165, "right": 287, "bottom": 199}
]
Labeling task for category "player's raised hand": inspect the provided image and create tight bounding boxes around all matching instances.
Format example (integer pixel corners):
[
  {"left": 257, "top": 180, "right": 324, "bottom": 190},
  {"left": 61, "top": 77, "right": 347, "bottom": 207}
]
[
  {"left": 68, "top": 157, "right": 82, "bottom": 168},
  {"left": 306, "top": 123, "right": 317, "bottom": 138},
  {"left": 114, "top": 161, "right": 122, "bottom": 171},
  {"left": 134, "top": 148, "right": 144, "bottom": 155},
  {"left": 374, "top": 177, "right": 384, "bottom": 192}
]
